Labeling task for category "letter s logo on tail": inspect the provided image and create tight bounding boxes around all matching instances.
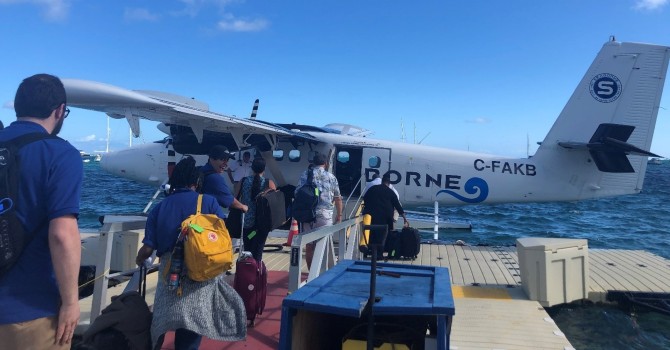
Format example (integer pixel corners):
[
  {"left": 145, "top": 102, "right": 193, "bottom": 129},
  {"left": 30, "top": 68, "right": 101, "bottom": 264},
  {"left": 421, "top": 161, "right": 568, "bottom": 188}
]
[{"left": 590, "top": 73, "right": 622, "bottom": 103}]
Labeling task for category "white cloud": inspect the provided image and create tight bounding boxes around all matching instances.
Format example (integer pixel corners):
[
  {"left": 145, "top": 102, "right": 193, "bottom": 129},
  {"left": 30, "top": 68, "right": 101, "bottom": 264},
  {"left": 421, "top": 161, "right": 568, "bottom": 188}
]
[
  {"left": 634, "top": 0, "right": 669, "bottom": 10},
  {"left": 0, "top": 0, "right": 70, "bottom": 21},
  {"left": 466, "top": 117, "right": 491, "bottom": 124},
  {"left": 78, "top": 134, "right": 96, "bottom": 142},
  {"left": 175, "top": 0, "right": 237, "bottom": 18},
  {"left": 171, "top": 0, "right": 268, "bottom": 32},
  {"left": 217, "top": 16, "right": 268, "bottom": 32},
  {"left": 124, "top": 8, "right": 160, "bottom": 22},
  {"left": 3, "top": 100, "right": 13, "bottom": 109}
]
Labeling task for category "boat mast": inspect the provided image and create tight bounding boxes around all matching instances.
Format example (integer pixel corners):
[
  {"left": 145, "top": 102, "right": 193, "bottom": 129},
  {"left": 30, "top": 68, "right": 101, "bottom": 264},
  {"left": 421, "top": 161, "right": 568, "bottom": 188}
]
[{"left": 106, "top": 116, "right": 110, "bottom": 153}]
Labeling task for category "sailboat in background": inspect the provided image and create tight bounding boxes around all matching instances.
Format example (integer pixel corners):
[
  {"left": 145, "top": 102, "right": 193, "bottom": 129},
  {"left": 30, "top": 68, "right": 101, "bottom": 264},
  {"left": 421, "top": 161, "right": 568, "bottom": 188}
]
[{"left": 91, "top": 116, "right": 111, "bottom": 162}]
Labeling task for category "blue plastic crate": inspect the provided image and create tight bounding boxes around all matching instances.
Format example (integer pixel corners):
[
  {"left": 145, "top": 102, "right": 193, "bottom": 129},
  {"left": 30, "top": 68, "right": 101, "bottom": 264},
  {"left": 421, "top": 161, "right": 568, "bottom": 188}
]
[{"left": 279, "top": 260, "right": 455, "bottom": 350}]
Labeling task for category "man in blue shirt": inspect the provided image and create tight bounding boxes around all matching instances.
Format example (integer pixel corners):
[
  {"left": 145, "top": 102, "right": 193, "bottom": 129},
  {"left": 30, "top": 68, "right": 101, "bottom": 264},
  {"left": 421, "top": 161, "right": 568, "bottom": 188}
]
[
  {"left": 0, "top": 74, "right": 83, "bottom": 349},
  {"left": 200, "top": 145, "right": 248, "bottom": 213}
]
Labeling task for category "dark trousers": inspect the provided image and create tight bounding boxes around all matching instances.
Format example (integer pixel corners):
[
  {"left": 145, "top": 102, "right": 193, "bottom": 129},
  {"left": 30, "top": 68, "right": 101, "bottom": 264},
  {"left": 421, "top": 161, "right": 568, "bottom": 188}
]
[
  {"left": 154, "top": 328, "right": 201, "bottom": 350},
  {"left": 242, "top": 226, "right": 270, "bottom": 261}
]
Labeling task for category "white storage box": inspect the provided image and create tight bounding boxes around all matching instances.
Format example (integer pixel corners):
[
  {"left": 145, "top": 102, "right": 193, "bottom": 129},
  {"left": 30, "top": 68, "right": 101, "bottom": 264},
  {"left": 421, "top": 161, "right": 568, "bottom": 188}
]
[
  {"left": 112, "top": 230, "right": 143, "bottom": 272},
  {"left": 516, "top": 237, "right": 589, "bottom": 307}
]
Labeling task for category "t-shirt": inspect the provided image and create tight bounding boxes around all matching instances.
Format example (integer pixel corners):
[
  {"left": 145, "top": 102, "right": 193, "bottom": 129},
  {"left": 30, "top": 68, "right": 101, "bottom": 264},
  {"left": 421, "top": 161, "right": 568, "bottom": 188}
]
[
  {"left": 143, "top": 189, "right": 225, "bottom": 256},
  {"left": 200, "top": 162, "right": 234, "bottom": 208},
  {"left": 228, "top": 159, "right": 252, "bottom": 182},
  {"left": 0, "top": 121, "right": 83, "bottom": 324},
  {"left": 362, "top": 184, "right": 405, "bottom": 226},
  {"left": 295, "top": 166, "right": 341, "bottom": 220}
]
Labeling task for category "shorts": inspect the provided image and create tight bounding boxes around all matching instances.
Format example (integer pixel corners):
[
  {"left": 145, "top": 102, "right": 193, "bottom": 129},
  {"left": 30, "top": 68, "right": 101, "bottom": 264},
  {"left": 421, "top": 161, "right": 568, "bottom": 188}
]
[{"left": 0, "top": 316, "right": 68, "bottom": 350}]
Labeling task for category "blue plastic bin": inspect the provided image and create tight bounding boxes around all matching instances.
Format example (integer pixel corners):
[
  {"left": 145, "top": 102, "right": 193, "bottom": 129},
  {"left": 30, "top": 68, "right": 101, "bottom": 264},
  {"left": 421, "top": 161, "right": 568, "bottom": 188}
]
[{"left": 279, "top": 260, "right": 455, "bottom": 350}]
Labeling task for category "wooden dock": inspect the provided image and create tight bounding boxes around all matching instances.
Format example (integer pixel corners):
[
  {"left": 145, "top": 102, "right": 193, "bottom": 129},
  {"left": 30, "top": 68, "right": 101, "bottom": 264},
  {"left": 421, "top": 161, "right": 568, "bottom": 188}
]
[{"left": 77, "top": 237, "right": 670, "bottom": 350}]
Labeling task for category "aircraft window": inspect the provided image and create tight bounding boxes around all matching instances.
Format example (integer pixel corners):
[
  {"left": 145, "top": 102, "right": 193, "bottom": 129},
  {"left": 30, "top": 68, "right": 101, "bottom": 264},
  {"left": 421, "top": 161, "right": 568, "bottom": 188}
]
[
  {"left": 368, "top": 156, "right": 381, "bottom": 168},
  {"left": 288, "top": 150, "right": 301, "bottom": 162},
  {"left": 273, "top": 149, "right": 284, "bottom": 161},
  {"left": 337, "top": 151, "right": 350, "bottom": 163}
]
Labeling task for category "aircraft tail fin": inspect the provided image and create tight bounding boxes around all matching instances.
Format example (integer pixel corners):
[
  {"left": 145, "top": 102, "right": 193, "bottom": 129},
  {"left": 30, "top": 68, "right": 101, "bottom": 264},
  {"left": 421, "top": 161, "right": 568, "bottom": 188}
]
[
  {"left": 250, "top": 99, "right": 259, "bottom": 120},
  {"left": 534, "top": 40, "right": 669, "bottom": 196}
]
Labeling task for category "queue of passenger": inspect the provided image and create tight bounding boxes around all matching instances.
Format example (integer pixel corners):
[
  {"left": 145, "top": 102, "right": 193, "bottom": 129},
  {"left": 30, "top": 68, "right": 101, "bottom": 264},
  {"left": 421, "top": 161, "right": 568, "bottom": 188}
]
[{"left": 0, "top": 74, "right": 406, "bottom": 350}]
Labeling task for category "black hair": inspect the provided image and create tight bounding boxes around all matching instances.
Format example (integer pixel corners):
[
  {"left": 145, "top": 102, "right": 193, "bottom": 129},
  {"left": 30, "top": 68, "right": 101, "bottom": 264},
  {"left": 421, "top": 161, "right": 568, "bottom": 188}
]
[
  {"left": 251, "top": 157, "right": 266, "bottom": 198},
  {"left": 312, "top": 153, "right": 326, "bottom": 165},
  {"left": 14, "top": 73, "right": 66, "bottom": 119},
  {"left": 168, "top": 156, "right": 201, "bottom": 193}
]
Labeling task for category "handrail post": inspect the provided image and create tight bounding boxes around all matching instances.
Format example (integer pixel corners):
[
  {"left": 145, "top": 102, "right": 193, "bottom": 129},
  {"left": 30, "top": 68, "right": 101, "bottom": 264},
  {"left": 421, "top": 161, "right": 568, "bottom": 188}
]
[
  {"left": 89, "top": 219, "right": 148, "bottom": 323},
  {"left": 90, "top": 223, "right": 115, "bottom": 321},
  {"left": 434, "top": 201, "right": 439, "bottom": 240}
]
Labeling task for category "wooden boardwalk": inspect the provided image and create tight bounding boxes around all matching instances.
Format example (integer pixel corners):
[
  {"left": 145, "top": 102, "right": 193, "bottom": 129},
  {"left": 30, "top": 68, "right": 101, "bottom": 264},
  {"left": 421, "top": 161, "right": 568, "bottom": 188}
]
[{"left": 78, "top": 237, "right": 670, "bottom": 350}]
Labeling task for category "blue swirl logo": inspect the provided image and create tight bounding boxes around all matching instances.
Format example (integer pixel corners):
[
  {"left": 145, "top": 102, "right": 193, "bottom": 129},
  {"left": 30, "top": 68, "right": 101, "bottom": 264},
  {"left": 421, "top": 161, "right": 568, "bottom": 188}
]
[
  {"left": 436, "top": 177, "right": 489, "bottom": 203},
  {"left": 589, "top": 73, "right": 621, "bottom": 103}
]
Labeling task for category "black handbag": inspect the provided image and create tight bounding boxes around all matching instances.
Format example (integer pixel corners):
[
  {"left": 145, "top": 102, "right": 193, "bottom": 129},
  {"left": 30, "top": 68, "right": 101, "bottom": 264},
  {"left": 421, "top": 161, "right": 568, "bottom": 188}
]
[
  {"left": 225, "top": 208, "right": 244, "bottom": 239},
  {"left": 225, "top": 178, "right": 246, "bottom": 239}
]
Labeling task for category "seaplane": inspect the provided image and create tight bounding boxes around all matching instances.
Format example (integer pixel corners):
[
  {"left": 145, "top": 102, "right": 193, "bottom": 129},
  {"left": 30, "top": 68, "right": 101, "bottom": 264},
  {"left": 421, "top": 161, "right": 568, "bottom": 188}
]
[{"left": 63, "top": 39, "right": 669, "bottom": 215}]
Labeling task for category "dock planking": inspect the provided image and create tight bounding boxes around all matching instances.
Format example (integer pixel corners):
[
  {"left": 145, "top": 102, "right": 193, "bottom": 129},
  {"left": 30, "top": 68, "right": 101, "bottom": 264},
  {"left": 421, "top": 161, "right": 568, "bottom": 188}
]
[{"left": 77, "top": 237, "right": 670, "bottom": 350}]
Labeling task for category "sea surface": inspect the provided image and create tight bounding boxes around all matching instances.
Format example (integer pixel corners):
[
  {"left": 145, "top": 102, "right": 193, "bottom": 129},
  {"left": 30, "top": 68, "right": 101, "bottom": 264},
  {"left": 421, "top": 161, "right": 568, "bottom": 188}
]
[{"left": 79, "top": 161, "right": 670, "bottom": 349}]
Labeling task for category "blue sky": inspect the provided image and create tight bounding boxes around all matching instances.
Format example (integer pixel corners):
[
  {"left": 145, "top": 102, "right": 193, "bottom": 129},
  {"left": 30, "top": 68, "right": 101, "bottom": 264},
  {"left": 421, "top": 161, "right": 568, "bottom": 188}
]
[{"left": 1, "top": 0, "right": 669, "bottom": 157}]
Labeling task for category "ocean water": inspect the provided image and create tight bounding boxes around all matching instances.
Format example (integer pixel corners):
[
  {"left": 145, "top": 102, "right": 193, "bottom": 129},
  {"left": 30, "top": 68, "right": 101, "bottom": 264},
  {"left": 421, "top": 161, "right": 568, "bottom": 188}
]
[{"left": 79, "top": 162, "right": 670, "bottom": 349}]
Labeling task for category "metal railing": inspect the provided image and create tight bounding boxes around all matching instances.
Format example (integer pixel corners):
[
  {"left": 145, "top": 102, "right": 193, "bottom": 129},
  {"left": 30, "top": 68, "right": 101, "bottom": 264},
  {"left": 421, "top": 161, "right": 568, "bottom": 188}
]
[{"left": 287, "top": 215, "right": 365, "bottom": 293}]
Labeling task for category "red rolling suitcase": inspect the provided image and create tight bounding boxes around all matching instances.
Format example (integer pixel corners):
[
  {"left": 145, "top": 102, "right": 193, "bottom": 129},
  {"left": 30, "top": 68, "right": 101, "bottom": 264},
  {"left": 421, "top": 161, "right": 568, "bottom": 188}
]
[{"left": 233, "top": 213, "right": 268, "bottom": 327}]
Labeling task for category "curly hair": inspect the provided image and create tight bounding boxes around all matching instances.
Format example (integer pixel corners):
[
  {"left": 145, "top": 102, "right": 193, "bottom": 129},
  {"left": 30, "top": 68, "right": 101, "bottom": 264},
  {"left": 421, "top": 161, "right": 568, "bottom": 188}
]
[{"left": 168, "top": 156, "right": 201, "bottom": 194}]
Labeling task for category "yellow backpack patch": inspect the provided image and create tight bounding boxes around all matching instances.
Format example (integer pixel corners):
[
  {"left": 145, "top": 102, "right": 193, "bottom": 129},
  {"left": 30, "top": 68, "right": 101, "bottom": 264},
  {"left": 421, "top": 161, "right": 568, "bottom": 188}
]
[{"left": 181, "top": 194, "right": 233, "bottom": 281}]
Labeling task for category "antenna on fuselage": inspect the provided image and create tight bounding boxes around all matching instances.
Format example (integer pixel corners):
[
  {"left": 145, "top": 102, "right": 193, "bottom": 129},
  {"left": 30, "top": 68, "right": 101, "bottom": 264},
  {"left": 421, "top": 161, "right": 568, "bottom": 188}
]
[{"left": 250, "top": 99, "right": 259, "bottom": 120}]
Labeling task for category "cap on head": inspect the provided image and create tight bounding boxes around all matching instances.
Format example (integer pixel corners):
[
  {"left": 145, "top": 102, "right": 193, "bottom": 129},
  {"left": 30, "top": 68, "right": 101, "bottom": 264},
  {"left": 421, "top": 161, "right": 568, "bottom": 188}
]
[
  {"left": 209, "top": 145, "right": 235, "bottom": 160},
  {"left": 312, "top": 153, "right": 327, "bottom": 165}
]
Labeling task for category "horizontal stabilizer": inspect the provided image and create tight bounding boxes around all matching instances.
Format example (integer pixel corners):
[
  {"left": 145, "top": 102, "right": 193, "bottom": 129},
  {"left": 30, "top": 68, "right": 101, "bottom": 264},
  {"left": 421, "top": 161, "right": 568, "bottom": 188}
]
[{"left": 558, "top": 123, "right": 660, "bottom": 173}]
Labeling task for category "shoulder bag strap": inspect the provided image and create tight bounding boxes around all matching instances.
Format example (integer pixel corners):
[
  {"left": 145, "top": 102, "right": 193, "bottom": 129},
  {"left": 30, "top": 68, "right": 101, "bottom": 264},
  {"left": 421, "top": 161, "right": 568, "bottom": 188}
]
[{"left": 196, "top": 194, "right": 203, "bottom": 214}]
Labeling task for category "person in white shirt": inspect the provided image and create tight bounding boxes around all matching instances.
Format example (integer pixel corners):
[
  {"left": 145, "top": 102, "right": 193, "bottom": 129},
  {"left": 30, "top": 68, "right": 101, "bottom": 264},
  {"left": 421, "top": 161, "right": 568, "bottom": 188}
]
[{"left": 227, "top": 151, "right": 253, "bottom": 193}]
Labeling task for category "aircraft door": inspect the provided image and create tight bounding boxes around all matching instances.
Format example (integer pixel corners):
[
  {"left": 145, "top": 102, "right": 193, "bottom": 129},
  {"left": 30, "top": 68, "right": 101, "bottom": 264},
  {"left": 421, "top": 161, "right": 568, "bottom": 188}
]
[
  {"left": 333, "top": 147, "right": 362, "bottom": 198},
  {"left": 362, "top": 147, "right": 392, "bottom": 186}
]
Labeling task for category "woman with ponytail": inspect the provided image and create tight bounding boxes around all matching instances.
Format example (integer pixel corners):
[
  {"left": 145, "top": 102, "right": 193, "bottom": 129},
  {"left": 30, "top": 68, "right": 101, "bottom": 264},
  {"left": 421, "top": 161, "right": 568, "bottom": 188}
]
[{"left": 237, "top": 157, "right": 276, "bottom": 261}]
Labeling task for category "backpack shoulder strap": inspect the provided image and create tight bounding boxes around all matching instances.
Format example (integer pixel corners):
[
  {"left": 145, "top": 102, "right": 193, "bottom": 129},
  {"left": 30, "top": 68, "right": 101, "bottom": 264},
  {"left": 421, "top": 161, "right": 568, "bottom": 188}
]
[
  {"left": 196, "top": 194, "right": 203, "bottom": 214},
  {"left": 2, "top": 132, "right": 59, "bottom": 148},
  {"left": 306, "top": 165, "right": 315, "bottom": 185}
]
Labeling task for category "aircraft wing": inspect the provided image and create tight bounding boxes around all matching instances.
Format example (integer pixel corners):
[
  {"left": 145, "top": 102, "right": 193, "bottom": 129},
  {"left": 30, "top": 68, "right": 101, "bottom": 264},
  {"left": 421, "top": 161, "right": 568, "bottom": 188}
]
[{"left": 62, "top": 79, "right": 315, "bottom": 146}]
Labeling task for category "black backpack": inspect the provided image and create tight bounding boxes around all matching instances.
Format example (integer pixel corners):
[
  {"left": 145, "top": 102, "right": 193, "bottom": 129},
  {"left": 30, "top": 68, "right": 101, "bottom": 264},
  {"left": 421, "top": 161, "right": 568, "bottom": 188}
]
[
  {"left": 292, "top": 165, "right": 320, "bottom": 223},
  {"left": 0, "top": 133, "right": 56, "bottom": 278}
]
